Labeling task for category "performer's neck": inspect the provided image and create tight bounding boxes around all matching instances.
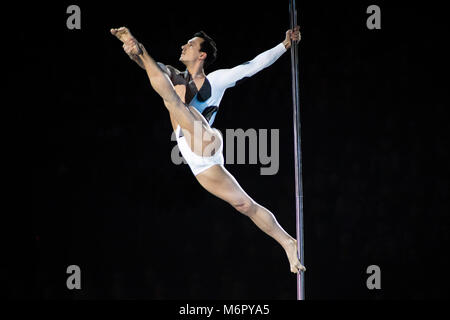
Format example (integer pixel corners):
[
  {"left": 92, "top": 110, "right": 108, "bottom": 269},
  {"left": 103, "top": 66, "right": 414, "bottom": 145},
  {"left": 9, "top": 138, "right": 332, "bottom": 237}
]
[{"left": 185, "top": 63, "right": 206, "bottom": 79}]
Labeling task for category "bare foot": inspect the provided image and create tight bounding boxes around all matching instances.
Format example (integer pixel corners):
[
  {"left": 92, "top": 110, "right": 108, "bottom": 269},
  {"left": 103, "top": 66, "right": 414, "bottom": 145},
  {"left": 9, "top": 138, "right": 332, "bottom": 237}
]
[
  {"left": 110, "top": 26, "right": 143, "bottom": 55},
  {"left": 110, "top": 26, "right": 135, "bottom": 43},
  {"left": 285, "top": 239, "right": 306, "bottom": 274}
]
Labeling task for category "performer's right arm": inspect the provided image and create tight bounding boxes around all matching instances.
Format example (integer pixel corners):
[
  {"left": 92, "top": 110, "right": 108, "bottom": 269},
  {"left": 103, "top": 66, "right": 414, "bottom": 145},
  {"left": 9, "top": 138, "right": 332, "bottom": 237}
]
[
  {"left": 127, "top": 53, "right": 173, "bottom": 81},
  {"left": 129, "top": 54, "right": 146, "bottom": 69}
]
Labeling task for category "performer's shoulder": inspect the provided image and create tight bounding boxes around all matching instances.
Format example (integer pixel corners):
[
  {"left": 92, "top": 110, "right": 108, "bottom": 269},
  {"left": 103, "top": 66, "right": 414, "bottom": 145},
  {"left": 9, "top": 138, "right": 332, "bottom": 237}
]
[
  {"left": 206, "top": 68, "right": 232, "bottom": 87},
  {"left": 206, "top": 68, "right": 226, "bottom": 79},
  {"left": 164, "top": 64, "right": 183, "bottom": 74},
  {"left": 156, "top": 63, "right": 184, "bottom": 76}
]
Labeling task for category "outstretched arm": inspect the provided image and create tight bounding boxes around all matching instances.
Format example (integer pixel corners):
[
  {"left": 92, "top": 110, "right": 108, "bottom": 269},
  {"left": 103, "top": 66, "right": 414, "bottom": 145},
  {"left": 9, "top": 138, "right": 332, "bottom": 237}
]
[
  {"left": 209, "top": 26, "right": 301, "bottom": 90},
  {"left": 118, "top": 37, "right": 170, "bottom": 75}
]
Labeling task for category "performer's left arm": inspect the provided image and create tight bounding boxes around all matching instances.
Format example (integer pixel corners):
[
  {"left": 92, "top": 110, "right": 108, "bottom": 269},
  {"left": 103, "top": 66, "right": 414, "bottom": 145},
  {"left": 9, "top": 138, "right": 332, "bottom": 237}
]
[{"left": 209, "top": 26, "right": 301, "bottom": 90}]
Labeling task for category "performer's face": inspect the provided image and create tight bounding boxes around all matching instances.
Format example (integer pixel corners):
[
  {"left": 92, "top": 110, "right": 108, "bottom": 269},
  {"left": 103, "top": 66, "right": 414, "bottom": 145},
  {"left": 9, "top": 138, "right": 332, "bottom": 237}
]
[{"left": 179, "top": 37, "right": 206, "bottom": 65}]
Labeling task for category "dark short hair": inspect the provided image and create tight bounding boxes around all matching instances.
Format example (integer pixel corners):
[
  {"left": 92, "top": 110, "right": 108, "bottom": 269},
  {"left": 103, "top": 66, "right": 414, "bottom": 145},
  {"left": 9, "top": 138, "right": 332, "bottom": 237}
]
[{"left": 193, "top": 31, "right": 217, "bottom": 69}]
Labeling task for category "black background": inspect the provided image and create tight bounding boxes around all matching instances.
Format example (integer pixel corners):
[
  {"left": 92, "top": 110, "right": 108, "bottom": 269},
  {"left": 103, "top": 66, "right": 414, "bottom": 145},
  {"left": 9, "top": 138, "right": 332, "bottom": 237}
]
[{"left": 7, "top": 1, "right": 449, "bottom": 300}]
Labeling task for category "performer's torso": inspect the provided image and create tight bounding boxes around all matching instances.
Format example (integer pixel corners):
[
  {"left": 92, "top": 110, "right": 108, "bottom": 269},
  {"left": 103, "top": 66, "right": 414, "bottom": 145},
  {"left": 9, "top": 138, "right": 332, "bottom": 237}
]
[{"left": 165, "top": 65, "right": 223, "bottom": 126}]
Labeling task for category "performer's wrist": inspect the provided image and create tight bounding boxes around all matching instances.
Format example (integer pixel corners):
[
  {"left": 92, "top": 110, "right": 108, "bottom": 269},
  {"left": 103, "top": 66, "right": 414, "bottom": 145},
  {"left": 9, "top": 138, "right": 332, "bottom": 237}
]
[{"left": 283, "top": 39, "right": 291, "bottom": 49}]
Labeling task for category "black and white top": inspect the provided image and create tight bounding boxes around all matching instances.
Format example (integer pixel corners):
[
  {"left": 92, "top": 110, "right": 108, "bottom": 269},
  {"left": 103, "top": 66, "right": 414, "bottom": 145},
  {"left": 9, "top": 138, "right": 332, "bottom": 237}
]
[{"left": 158, "top": 42, "right": 287, "bottom": 126}]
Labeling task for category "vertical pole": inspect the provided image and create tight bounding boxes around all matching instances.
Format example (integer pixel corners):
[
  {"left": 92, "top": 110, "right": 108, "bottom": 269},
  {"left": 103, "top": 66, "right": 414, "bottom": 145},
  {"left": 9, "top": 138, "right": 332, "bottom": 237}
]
[{"left": 289, "top": 0, "right": 305, "bottom": 300}]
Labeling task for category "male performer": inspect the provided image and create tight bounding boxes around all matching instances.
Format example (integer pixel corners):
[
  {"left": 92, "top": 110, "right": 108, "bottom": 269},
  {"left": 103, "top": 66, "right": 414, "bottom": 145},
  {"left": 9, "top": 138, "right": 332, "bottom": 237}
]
[{"left": 110, "top": 26, "right": 306, "bottom": 273}]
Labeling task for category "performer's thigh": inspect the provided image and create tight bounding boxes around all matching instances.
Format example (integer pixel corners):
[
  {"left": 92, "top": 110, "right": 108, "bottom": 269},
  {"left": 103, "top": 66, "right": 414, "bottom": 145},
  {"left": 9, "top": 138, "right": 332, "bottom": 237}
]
[
  {"left": 188, "top": 106, "right": 210, "bottom": 129},
  {"left": 164, "top": 99, "right": 196, "bottom": 132},
  {"left": 196, "top": 165, "right": 253, "bottom": 207}
]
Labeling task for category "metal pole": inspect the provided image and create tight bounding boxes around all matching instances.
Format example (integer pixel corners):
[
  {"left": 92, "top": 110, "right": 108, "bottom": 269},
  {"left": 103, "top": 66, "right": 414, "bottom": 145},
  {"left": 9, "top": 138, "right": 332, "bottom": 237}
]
[{"left": 289, "top": 0, "right": 305, "bottom": 301}]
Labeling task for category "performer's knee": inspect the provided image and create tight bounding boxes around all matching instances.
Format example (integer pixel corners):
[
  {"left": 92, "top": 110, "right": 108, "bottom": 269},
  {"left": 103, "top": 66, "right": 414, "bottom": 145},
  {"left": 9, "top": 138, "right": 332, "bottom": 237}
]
[{"left": 233, "top": 199, "right": 256, "bottom": 216}]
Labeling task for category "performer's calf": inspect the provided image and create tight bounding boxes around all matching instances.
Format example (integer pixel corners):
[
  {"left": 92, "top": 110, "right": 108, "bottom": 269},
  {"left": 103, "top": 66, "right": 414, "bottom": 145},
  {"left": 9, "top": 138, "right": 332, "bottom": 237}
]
[{"left": 196, "top": 165, "right": 305, "bottom": 273}]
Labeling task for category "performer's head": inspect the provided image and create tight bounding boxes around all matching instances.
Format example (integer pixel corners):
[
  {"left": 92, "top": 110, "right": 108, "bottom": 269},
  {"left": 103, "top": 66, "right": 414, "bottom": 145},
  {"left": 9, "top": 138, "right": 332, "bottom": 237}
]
[{"left": 179, "top": 31, "right": 217, "bottom": 69}]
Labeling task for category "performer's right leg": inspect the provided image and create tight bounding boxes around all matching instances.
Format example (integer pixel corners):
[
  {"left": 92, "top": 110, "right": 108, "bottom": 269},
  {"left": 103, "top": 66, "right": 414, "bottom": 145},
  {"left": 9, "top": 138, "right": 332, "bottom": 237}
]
[{"left": 196, "top": 164, "right": 306, "bottom": 274}]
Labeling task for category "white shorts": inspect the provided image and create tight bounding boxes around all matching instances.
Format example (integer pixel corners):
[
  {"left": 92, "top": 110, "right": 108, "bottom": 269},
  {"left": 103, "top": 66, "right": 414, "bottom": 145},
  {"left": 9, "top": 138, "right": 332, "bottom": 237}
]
[{"left": 175, "top": 125, "right": 224, "bottom": 176}]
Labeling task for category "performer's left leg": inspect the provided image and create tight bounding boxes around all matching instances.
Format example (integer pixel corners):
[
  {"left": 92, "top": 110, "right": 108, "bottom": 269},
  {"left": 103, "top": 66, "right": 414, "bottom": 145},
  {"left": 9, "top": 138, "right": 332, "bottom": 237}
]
[
  {"left": 196, "top": 164, "right": 306, "bottom": 274},
  {"left": 111, "top": 27, "right": 205, "bottom": 137}
]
